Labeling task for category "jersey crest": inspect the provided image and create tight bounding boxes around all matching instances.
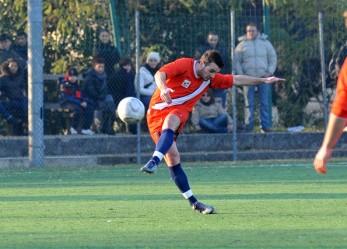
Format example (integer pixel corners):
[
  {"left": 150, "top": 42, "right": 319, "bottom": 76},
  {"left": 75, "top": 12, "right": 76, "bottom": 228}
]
[{"left": 181, "top": 80, "right": 191, "bottom": 88}]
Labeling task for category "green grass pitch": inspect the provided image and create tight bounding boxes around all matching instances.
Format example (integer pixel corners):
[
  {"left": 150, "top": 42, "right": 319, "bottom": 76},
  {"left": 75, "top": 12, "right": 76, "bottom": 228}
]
[{"left": 0, "top": 160, "right": 347, "bottom": 248}]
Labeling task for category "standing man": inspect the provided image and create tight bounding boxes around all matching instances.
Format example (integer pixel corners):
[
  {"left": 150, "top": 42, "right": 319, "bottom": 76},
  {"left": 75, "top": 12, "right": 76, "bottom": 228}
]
[
  {"left": 234, "top": 23, "right": 277, "bottom": 133},
  {"left": 12, "top": 31, "right": 28, "bottom": 62},
  {"left": 140, "top": 50, "right": 284, "bottom": 214},
  {"left": 313, "top": 60, "right": 347, "bottom": 174},
  {"left": 194, "top": 31, "right": 231, "bottom": 108}
]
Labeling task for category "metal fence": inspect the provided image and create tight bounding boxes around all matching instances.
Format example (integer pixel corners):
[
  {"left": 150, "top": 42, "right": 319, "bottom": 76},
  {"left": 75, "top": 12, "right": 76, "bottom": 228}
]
[{"left": 0, "top": 0, "right": 346, "bottom": 166}]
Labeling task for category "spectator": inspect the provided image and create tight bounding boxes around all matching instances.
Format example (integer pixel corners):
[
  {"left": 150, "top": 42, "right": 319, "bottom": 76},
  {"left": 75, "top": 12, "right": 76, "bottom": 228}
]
[
  {"left": 0, "top": 58, "right": 27, "bottom": 135},
  {"left": 83, "top": 57, "right": 116, "bottom": 135},
  {"left": 112, "top": 57, "right": 136, "bottom": 107},
  {"left": 12, "top": 31, "right": 28, "bottom": 61},
  {"left": 59, "top": 68, "right": 94, "bottom": 135},
  {"left": 92, "top": 28, "right": 120, "bottom": 94},
  {"left": 194, "top": 31, "right": 231, "bottom": 107},
  {"left": 0, "top": 33, "right": 26, "bottom": 70},
  {"left": 191, "top": 89, "right": 232, "bottom": 133},
  {"left": 113, "top": 57, "right": 137, "bottom": 134},
  {"left": 234, "top": 23, "right": 277, "bottom": 133},
  {"left": 138, "top": 51, "right": 160, "bottom": 110}
]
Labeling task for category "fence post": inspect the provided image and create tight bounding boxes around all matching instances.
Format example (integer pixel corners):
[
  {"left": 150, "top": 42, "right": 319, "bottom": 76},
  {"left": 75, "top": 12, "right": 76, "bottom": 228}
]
[
  {"left": 230, "top": 10, "right": 237, "bottom": 161},
  {"left": 318, "top": 12, "right": 328, "bottom": 128},
  {"left": 28, "top": 0, "right": 44, "bottom": 167},
  {"left": 135, "top": 10, "right": 142, "bottom": 165}
]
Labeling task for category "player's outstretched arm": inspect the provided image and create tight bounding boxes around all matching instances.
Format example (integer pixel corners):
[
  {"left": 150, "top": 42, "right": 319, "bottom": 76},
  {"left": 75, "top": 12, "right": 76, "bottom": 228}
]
[
  {"left": 313, "top": 113, "right": 347, "bottom": 174},
  {"left": 233, "top": 75, "right": 285, "bottom": 86}
]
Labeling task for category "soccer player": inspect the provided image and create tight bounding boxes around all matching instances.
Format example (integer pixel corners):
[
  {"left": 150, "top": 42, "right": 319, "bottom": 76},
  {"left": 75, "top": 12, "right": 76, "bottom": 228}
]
[
  {"left": 313, "top": 60, "right": 347, "bottom": 174},
  {"left": 141, "top": 50, "right": 285, "bottom": 214}
]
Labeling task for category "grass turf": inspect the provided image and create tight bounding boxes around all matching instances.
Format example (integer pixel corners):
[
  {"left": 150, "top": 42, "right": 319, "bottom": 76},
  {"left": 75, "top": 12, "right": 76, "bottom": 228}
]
[{"left": 0, "top": 160, "right": 346, "bottom": 248}]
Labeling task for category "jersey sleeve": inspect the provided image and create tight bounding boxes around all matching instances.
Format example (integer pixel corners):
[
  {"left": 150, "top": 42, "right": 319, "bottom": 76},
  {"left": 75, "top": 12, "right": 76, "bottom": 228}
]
[
  {"left": 210, "top": 73, "right": 234, "bottom": 89},
  {"left": 331, "top": 60, "right": 347, "bottom": 118},
  {"left": 159, "top": 58, "right": 191, "bottom": 79}
]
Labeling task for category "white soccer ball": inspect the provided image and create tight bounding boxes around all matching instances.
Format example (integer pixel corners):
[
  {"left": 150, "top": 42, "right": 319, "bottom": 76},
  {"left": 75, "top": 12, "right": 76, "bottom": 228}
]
[{"left": 117, "top": 97, "right": 145, "bottom": 124}]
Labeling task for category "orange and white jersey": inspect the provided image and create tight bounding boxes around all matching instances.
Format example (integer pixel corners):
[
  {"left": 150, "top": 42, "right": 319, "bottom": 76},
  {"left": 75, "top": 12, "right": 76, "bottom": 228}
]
[
  {"left": 331, "top": 59, "right": 347, "bottom": 118},
  {"left": 149, "top": 58, "right": 233, "bottom": 113}
]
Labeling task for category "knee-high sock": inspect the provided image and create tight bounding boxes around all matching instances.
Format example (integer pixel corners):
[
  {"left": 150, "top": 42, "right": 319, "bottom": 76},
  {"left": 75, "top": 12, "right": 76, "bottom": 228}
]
[
  {"left": 169, "top": 163, "right": 197, "bottom": 205},
  {"left": 151, "top": 129, "right": 175, "bottom": 165}
]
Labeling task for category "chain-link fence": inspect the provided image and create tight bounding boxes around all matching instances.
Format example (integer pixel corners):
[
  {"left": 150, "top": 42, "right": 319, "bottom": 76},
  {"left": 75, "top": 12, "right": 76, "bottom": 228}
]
[{"left": 0, "top": 0, "right": 346, "bottom": 166}]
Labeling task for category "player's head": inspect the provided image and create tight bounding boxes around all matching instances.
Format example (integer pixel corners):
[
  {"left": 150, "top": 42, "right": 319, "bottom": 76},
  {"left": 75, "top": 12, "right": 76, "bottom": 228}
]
[
  {"left": 198, "top": 50, "right": 223, "bottom": 81},
  {"left": 343, "top": 10, "right": 347, "bottom": 29},
  {"left": 246, "top": 23, "right": 258, "bottom": 40},
  {"left": 207, "top": 31, "right": 219, "bottom": 49}
]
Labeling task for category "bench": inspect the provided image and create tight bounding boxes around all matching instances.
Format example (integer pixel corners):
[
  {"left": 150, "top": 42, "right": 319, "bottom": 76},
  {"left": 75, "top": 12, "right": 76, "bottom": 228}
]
[{"left": 44, "top": 74, "right": 75, "bottom": 135}]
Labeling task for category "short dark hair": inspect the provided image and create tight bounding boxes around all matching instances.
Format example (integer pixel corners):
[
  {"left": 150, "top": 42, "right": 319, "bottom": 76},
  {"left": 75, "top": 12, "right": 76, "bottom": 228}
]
[
  {"left": 99, "top": 28, "right": 109, "bottom": 34},
  {"left": 17, "top": 31, "right": 27, "bottom": 38},
  {"left": 119, "top": 57, "right": 132, "bottom": 67},
  {"left": 92, "top": 57, "right": 105, "bottom": 66},
  {"left": 0, "top": 33, "right": 11, "bottom": 41},
  {"left": 246, "top": 22, "right": 258, "bottom": 29},
  {"left": 200, "top": 50, "right": 224, "bottom": 69},
  {"left": 208, "top": 31, "right": 218, "bottom": 36}
]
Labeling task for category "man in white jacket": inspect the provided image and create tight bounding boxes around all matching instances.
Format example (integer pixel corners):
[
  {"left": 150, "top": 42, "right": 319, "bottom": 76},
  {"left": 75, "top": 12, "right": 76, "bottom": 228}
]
[{"left": 235, "top": 23, "right": 277, "bottom": 133}]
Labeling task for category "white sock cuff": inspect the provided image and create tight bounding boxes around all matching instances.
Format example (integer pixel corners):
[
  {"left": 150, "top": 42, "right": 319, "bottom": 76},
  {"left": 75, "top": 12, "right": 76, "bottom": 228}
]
[
  {"left": 153, "top": 151, "right": 164, "bottom": 161},
  {"left": 182, "top": 190, "right": 193, "bottom": 199}
]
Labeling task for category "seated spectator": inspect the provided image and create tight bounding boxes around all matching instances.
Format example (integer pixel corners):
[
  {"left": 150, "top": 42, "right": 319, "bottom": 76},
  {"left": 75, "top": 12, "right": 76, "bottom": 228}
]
[
  {"left": 112, "top": 57, "right": 136, "bottom": 107},
  {"left": 83, "top": 57, "right": 116, "bottom": 135},
  {"left": 59, "top": 68, "right": 95, "bottom": 135},
  {"left": 12, "top": 31, "right": 28, "bottom": 62},
  {"left": 138, "top": 51, "right": 160, "bottom": 110},
  {"left": 0, "top": 33, "right": 27, "bottom": 70},
  {"left": 113, "top": 57, "right": 137, "bottom": 134},
  {"left": 0, "top": 58, "right": 28, "bottom": 135},
  {"left": 191, "top": 89, "right": 233, "bottom": 133}
]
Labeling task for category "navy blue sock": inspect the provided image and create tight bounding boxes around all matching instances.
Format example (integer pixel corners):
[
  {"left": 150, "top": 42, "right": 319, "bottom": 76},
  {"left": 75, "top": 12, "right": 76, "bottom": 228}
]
[
  {"left": 169, "top": 163, "right": 197, "bottom": 205},
  {"left": 152, "top": 129, "right": 175, "bottom": 165}
]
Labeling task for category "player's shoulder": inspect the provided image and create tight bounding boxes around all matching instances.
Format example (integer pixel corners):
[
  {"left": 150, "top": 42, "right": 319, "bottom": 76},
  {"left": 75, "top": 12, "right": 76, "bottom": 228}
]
[{"left": 174, "top": 57, "right": 194, "bottom": 64}]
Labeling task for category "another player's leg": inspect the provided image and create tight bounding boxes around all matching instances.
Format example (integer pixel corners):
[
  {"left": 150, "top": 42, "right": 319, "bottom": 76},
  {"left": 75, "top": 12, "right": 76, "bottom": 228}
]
[
  {"left": 166, "top": 143, "right": 214, "bottom": 214},
  {"left": 141, "top": 114, "right": 180, "bottom": 174}
]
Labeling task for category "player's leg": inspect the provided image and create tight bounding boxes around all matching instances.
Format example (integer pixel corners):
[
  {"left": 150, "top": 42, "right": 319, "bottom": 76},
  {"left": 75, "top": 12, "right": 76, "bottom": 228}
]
[
  {"left": 141, "top": 113, "right": 180, "bottom": 174},
  {"left": 164, "top": 143, "right": 214, "bottom": 214}
]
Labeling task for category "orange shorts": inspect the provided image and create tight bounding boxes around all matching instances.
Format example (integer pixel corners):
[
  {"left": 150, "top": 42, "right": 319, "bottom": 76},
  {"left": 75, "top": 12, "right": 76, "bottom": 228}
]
[{"left": 146, "top": 106, "right": 190, "bottom": 143}]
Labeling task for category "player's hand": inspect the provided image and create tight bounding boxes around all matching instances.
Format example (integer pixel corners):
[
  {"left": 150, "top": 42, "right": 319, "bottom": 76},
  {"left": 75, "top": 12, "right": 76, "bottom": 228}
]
[
  {"left": 264, "top": 76, "right": 286, "bottom": 84},
  {"left": 313, "top": 147, "right": 332, "bottom": 174},
  {"left": 160, "top": 88, "right": 174, "bottom": 104}
]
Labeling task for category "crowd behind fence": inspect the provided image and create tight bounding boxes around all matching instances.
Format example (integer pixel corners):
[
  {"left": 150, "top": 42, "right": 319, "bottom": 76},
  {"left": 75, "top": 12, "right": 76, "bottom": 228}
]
[{"left": 0, "top": 0, "right": 347, "bottom": 166}]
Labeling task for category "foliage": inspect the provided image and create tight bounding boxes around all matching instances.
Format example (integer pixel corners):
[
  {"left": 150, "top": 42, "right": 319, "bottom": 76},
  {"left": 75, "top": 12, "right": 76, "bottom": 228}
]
[{"left": 0, "top": 0, "right": 112, "bottom": 73}]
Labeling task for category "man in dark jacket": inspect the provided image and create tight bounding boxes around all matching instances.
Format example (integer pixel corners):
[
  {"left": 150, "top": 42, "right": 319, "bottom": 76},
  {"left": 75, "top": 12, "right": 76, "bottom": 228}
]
[
  {"left": 194, "top": 31, "right": 231, "bottom": 108},
  {"left": 0, "top": 58, "right": 27, "bottom": 135},
  {"left": 83, "top": 57, "right": 116, "bottom": 135},
  {"left": 92, "top": 29, "right": 120, "bottom": 96},
  {"left": 12, "top": 31, "right": 28, "bottom": 61},
  {"left": 0, "top": 33, "right": 26, "bottom": 70}
]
